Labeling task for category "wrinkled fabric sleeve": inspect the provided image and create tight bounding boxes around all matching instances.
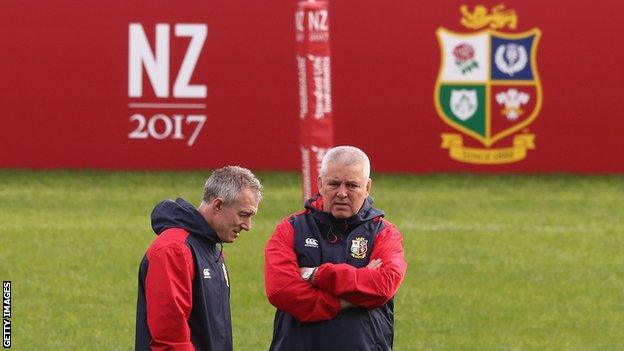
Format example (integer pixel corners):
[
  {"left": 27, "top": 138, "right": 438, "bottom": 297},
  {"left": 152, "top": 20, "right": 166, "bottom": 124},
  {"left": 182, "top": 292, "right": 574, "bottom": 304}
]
[
  {"left": 314, "top": 223, "right": 407, "bottom": 309},
  {"left": 145, "top": 241, "right": 196, "bottom": 351},
  {"left": 264, "top": 219, "right": 342, "bottom": 322}
]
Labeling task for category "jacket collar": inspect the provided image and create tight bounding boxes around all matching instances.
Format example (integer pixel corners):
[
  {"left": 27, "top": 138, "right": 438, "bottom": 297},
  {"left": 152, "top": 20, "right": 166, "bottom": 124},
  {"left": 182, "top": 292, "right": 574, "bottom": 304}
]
[
  {"left": 151, "top": 198, "right": 220, "bottom": 244},
  {"left": 304, "top": 195, "right": 384, "bottom": 228}
]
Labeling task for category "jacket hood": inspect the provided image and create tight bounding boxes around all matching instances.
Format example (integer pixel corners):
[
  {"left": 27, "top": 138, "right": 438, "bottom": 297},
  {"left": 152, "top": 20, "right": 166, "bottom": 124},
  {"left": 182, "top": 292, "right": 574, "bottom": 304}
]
[
  {"left": 151, "top": 198, "right": 219, "bottom": 243},
  {"left": 304, "top": 195, "right": 384, "bottom": 227}
]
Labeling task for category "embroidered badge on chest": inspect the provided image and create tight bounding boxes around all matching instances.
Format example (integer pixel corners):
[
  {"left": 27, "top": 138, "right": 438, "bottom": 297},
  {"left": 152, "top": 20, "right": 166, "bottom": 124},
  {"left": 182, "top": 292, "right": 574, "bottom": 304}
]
[{"left": 350, "top": 237, "right": 368, "bottom": 259}]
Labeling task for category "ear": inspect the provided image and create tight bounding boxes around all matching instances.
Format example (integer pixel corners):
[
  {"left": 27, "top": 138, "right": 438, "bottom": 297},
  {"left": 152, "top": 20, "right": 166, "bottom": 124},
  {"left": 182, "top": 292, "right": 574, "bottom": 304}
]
[
  {"left": 212, "top": 197, "right": 224, "bottom": 211},
  {"left": 365, "top": 178, "right": 372, "bottom": 195},
  {"left": 317, "top": 176, "right": 323, "bottom": 192}
]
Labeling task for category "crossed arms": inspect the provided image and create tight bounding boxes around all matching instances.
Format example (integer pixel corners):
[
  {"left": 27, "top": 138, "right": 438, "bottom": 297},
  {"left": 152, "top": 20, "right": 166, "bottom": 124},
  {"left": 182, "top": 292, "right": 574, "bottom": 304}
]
[{"left": 264, "top": 219, "right": 407, "bottom": 322}]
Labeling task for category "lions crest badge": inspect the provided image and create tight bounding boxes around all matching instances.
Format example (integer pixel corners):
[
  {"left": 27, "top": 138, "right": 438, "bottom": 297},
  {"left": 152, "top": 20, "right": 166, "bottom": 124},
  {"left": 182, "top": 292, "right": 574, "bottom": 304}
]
[
  {"left": 435, "top": 5, "right": 542, "bottom": 164},
  {"left": 350, "top": 237, "right": 368, "bottom": 259}
]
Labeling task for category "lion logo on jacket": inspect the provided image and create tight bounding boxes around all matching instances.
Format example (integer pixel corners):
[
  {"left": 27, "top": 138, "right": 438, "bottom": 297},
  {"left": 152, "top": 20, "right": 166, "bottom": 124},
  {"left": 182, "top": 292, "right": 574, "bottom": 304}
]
[{"left": 350, "top": 237, "right": 368, "bottom": 259}]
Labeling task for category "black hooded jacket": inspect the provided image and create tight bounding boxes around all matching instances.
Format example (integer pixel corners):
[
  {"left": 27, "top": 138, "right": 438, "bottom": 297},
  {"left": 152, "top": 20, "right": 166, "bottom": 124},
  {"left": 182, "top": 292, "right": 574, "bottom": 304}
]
[{"left": 135, "top": 198, "right": 232, "bottom": 351}]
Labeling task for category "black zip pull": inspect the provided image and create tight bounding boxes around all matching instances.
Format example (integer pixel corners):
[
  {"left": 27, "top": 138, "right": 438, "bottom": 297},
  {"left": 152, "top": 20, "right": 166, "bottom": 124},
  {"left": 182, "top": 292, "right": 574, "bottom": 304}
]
[{"left": 327, "top": 226, "right": 338, "bottom": 244}]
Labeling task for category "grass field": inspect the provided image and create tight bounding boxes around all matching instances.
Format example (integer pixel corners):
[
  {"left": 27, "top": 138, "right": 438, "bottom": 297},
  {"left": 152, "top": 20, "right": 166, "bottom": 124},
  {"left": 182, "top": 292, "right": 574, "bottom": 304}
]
[{"left": 0, "top": 170, "right": 623, "bottom": 350}]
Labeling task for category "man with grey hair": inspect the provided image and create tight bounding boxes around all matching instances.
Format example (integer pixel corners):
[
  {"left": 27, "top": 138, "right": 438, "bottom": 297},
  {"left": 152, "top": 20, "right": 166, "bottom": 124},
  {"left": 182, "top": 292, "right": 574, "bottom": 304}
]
[
  {"left": 265, "top": 146, "right": 407, "bottom": 350},
  {"left": 320, "top": 145, "right": 371, "bottom": 179},
  {"left": 136, "top": 166, "right": 262, "bottom": 351}
]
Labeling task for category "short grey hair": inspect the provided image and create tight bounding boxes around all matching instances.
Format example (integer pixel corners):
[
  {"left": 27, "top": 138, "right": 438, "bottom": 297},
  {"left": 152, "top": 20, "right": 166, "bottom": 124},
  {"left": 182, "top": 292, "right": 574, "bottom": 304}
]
[
  {"left": 203, "top": 166, "right": 263, "bottom": 206},
  {"left": 319, "top": 146, "right": 371, "bottom": 179}
]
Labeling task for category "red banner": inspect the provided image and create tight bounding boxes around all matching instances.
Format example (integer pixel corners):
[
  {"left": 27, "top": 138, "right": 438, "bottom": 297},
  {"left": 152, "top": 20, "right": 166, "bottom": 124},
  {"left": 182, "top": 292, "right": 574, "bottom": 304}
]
[
  {"left": 296, "top": 1, "right": 335, "bottom": 199},
  {"left": 1, "top": 1, "right": 624, "bottom": 173}
]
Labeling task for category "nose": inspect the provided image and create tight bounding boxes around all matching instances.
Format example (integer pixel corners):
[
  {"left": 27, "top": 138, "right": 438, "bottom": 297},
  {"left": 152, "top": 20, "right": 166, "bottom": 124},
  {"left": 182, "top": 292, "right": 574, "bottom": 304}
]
[
  {"left": 241, "top": 217, "right": 252, "bottom": 231},
  {"left": 336, "top": 184, "right": 348, "bottom": 198}
]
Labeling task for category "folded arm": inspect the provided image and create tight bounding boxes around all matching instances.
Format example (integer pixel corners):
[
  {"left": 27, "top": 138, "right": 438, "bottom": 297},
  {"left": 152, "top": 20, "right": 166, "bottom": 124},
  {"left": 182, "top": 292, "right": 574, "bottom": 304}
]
[
  {"left": 264, "top": 220, "right": 342, "bottom": 322},
  {"left": 313, "top": 224, "right": 408, "bottom": 309}
]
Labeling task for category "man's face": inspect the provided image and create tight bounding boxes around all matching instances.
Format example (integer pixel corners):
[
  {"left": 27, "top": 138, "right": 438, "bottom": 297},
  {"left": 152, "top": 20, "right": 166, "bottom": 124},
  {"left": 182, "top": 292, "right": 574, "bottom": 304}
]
[
  {"left": 318, "top": 162, "right": 371, "bottom": 219},
  {"left": 213, "top": 188, "right": 259, "bottom": 243}
]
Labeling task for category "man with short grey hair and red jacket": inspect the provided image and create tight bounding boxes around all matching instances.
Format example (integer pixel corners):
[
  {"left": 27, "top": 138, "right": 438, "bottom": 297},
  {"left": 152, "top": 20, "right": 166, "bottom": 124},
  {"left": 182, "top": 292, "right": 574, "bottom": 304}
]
[
  {"left": 265, "top": 146, "right": 407, "bottom": 350},
  {"left": 136, "top": 166, "right": 262, "bottom": 351}
]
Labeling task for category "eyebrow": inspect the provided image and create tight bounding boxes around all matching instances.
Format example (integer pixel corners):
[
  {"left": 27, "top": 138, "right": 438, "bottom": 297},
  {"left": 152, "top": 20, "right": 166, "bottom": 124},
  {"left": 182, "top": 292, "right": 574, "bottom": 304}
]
[{"left": 328, "top": 179, "right": 361, "bottom": 184}]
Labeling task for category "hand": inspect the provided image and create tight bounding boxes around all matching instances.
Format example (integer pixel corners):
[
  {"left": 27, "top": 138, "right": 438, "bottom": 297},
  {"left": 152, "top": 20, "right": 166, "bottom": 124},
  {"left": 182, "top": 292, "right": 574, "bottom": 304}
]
[
  {"left": 366, "top": 258, "right": 382, "bottom": 270},
  {"left": 340, "top": 299, "right": 355, "bottom": 310}
]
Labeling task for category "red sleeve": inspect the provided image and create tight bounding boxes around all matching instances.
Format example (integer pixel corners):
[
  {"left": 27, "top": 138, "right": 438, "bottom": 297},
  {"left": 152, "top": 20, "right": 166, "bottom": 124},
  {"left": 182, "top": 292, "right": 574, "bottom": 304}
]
[
  {"left": 264, "top": 218, "right": 342, "bottom": 322},
  {"left": 145, "top": 231, "right": 195, "bottom": 351},
  {"left": 314, "top": 223, "right": 407, "bottom": 309}
]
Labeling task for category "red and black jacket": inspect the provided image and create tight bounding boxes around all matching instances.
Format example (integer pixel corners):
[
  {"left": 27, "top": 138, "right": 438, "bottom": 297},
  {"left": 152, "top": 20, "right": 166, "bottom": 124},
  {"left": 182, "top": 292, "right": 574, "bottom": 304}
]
[
  {"left": 265, "top": 196, "right": 407, "bottom": 351},
  {"left": 135, "top": 198, "right": 232, "bottom": 351}
]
